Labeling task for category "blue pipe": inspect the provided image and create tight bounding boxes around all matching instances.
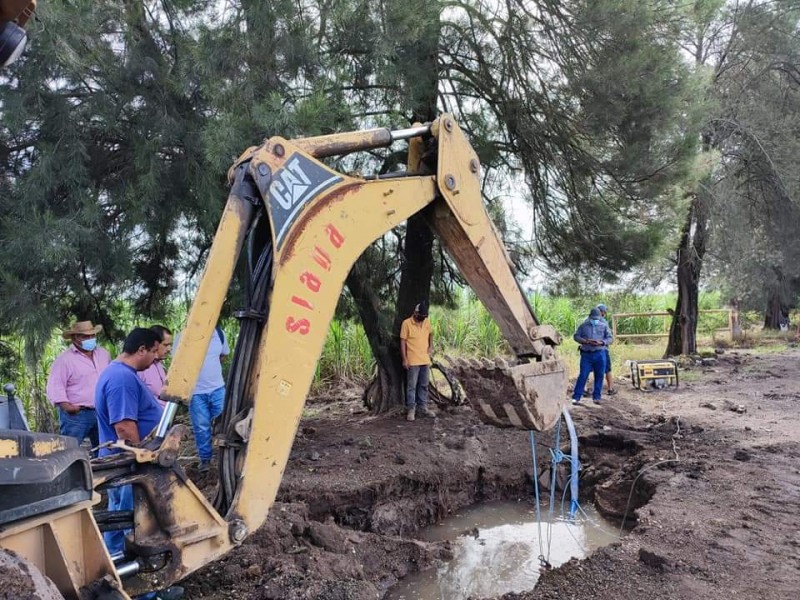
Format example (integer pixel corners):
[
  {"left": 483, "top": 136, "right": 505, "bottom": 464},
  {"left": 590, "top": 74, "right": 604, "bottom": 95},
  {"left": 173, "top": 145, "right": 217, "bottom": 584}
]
[{"left": 562, "top": 408, "right": 580, "bottom": 519}]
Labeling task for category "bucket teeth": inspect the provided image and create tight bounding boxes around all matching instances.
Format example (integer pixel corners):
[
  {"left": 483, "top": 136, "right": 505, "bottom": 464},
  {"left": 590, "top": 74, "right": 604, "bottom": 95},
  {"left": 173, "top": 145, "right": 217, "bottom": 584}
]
[{"left": 447, "top": 357, "right": 567, "bottom": 432}]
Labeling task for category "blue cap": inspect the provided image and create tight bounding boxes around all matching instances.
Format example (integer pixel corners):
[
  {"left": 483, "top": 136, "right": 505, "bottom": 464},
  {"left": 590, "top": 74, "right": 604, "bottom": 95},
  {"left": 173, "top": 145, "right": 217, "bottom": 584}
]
[
  {"left": 589, "top": 308, "right": 602, "bottom": 319},
  {"left": 597, "top": 304, "right": 608, "bottom": 313}
]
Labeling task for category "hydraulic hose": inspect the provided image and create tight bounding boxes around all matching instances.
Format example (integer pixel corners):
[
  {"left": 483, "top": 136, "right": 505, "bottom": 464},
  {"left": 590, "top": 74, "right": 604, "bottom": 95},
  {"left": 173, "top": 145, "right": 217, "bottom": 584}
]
[{"left": 214, "top": 209, "right": 274, "bottom": 515}]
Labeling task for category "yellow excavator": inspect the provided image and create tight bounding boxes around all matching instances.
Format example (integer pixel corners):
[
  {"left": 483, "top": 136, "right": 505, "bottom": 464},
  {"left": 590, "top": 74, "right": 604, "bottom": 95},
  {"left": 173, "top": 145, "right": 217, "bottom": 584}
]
[{"left": 0, "top": 113, "right": 568, "bottom": 598}]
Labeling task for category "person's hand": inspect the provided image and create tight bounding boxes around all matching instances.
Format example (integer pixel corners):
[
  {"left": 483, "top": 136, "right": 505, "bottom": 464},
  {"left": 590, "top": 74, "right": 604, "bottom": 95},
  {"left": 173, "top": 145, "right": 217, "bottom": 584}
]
[
  {"left": 59, "top": 402, "right": 80, "bottom": 415},
  {"left": 403, "top": 359, "right": 409, "bottom": 370}
]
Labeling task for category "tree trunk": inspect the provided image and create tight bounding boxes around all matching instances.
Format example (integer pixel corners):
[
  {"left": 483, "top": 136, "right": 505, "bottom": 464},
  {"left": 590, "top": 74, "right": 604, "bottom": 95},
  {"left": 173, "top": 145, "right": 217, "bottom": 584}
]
[
  {"left": 665, "top": 190, "right": 708, "bottom": 357},
  {"left": 348, "top": 2, "right": 441, "bottom": 414},
  {"left": 345, "top": 253, "right": 406, "bottom": 411},
  {"left": 763, "top": 290, "right": 785, "bottom": 330}
]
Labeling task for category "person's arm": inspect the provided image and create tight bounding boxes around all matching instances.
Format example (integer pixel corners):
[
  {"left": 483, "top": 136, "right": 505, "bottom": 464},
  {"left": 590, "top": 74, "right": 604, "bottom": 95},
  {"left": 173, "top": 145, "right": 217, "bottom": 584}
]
[
  {"left": 428, "top": 332, "right": 433, "bottom": 357},
  {"left": 108, "top": 383, "right": 140, "bottom": 444},
  {"left": 573, "top": 324, "right": 586, "bottom": 345},
  {"left": 604, "top": 323, "right": 614, "bottom": 346},
  {"left": 46, "top": 357, "right": 80, "bottom": 414},
  {"left": 113, "top": 420, "right": 141, "bottom": 444},
  {"left": 400, "top": 320, "right": 410, "bottom": 369}
]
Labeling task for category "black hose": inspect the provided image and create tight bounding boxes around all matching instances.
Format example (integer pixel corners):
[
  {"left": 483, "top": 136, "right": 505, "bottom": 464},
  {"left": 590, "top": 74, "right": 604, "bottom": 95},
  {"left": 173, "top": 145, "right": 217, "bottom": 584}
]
[{"left": 213, "top": 208, "right": 274, "bottom": 515}]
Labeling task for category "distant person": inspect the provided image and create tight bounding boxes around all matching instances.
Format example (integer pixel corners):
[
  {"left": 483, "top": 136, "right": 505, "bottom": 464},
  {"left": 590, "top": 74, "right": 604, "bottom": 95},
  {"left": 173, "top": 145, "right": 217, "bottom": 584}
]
[
  {"left": 94, "top": 328, "right": 162, "bottom": 555},
  {"left": 138, "top": 325, "right": 172, "bottom": 406},
  {"left": 400, "top": 300, "right": 435, "bottom": 422},
  {"left": 46, "top": 320, "right": 111, "bottom": 450},
  {"left": 597, "top": 304, "right": 617, "bottom": 395},
  {"left": 175, "top": 325, "right": 230, "bottom": 472},
  {"left": 572, "top": 308, "right": 613, "bottom": 406}
]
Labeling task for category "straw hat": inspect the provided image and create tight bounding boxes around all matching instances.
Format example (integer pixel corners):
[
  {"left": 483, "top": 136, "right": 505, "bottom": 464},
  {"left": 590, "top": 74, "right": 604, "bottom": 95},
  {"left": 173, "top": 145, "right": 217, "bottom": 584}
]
[{"left": 62, "top": 320, "right": 102, "bottom": 339}]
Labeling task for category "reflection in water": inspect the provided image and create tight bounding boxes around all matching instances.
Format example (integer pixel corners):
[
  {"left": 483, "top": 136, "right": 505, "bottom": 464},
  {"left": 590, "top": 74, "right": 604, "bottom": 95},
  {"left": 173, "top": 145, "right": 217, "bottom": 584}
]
[{"left": 386, "top": 501, "right": 619, "bottom": 600}]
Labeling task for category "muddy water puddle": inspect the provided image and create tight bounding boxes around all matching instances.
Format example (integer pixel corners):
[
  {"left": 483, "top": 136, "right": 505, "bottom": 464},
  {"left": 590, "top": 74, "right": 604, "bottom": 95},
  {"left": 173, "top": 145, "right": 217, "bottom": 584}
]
[{"left": 386, "top": 500, "right": 619, "bottom": 600}]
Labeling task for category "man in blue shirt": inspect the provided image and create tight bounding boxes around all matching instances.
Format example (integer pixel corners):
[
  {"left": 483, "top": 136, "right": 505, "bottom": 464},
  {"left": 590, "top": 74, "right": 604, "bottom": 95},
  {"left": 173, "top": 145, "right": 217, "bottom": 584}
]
[
  {"left": 95, "top": 328, "right": 162, "bottom": 553},
  {"left": 572, "top": 308, "right": 614, "bottom": 405},
  {"left": 597, "top": 304, "right": 617, "bottom": 396},
  {"left": 95, "top": 328, "right": 184, "bottom": 600},
  {"left": 174, "top": 325, "right": 230, "bottom": 472}
]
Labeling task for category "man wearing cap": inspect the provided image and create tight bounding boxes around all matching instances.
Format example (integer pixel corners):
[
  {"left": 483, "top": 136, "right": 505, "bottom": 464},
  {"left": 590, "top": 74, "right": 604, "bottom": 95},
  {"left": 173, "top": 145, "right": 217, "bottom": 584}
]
[
  {"left": 400, "top": 300, "right": 435, "bottom": 422},
  {"left": 46, "top": 320, "right": 112, "bottom": 449},
  {"left": 572, "top": 308, "right": 613, "bottom": 405},
  {"left": 597, "top": 304, "right": 616, "bottom": 395},
  {"left": 138, "top": 325, "right": 172, "bottom": 406}
]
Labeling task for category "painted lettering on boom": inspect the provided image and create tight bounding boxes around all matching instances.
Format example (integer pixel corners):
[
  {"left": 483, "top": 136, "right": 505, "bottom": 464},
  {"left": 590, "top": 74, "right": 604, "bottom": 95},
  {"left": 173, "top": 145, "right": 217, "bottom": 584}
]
[{"left": 285, "top": 223, "right": 346, "bottom": 335}]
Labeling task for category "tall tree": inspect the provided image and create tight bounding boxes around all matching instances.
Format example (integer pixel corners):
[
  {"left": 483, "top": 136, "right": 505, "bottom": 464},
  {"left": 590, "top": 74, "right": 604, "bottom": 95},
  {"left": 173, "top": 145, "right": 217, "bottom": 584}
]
[
  {"left": 0, "top": 0, "right": 220, "bottom": 351},
  {"left": 667, "top": 0, "right": 800, "bottom": 351}
]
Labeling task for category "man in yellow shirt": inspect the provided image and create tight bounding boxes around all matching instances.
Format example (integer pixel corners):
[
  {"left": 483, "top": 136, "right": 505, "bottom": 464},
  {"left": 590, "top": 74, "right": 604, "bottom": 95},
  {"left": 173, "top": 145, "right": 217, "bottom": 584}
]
[{"left": 400, "top": 300, "right": 435, "bottom": 422}]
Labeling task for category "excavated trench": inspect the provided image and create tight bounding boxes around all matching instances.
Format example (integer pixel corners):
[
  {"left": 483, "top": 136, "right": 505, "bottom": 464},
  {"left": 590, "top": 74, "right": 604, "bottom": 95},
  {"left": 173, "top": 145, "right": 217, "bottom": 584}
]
[{"left": 182, "top": 413, "right": 661, "bottom": 600}]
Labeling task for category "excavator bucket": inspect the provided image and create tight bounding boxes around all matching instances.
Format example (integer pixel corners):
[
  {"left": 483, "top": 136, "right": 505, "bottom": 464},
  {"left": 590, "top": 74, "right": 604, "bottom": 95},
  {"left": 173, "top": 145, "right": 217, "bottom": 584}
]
[{"left": 448, "top": 357, "right": 568, "bottom": 431}]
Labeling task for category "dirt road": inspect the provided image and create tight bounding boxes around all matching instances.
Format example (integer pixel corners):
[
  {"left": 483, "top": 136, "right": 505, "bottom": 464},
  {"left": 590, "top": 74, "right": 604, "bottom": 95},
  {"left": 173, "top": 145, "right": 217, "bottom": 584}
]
[{"left": 183, "top": 349, "right": 800, "bottom": 599}]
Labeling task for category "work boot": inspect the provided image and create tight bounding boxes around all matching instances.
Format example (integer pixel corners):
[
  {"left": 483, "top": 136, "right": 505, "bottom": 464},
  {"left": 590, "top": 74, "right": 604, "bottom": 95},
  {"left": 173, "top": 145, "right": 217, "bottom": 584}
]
[
  {"left": 406, "top": 407, "right": 416, "bottom": 422},
  {"left": 606, "top": 388, "right": 617, "bottom": 396},
  {"left": 418, "top": 406, "right": 436, "bottom": 418},
  {"left": 198, "top": 460, "right": 211, "bottom": 473}
]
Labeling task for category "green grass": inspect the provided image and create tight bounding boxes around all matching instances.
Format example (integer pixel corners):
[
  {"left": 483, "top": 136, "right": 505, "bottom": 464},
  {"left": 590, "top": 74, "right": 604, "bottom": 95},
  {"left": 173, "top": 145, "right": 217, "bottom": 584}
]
[{"left": 8, "top": 289, "right": 781, "bottom": 429}]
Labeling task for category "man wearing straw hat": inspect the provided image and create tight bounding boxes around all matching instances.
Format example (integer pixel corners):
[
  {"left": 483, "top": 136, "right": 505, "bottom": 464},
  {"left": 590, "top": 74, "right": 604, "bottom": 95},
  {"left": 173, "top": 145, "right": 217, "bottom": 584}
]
[{"left": 46, "top": 320, "right": 112, "bottom": 450}]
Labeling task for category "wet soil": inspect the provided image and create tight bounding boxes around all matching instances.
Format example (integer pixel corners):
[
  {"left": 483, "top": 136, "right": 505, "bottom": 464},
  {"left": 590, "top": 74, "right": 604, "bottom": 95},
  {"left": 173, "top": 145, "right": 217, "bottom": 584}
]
[{"left": 183, "top": 349, "right": 800, "bottom": 600}]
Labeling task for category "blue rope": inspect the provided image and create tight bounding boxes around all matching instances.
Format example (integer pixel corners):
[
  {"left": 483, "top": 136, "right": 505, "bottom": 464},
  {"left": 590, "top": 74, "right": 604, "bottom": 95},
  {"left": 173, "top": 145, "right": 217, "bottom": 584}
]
[{"left": 529, "top": 430, "right": 549, "bottom": 568}]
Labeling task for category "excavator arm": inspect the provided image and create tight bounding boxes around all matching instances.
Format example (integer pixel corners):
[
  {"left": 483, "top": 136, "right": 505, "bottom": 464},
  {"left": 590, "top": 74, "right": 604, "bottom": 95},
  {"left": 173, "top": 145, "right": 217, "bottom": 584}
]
[{"left": 1, "top": 116, "right": 567, "bottom": 600}]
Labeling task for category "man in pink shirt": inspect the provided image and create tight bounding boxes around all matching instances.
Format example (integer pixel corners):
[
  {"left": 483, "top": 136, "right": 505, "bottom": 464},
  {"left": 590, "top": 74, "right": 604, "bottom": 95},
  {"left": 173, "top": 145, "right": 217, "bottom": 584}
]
[
  {"left": 138, "top": 325, "right": 172, "bottom": 406},
  {"left": 46, "top": 320, "right": 112, "bottom": 449}
]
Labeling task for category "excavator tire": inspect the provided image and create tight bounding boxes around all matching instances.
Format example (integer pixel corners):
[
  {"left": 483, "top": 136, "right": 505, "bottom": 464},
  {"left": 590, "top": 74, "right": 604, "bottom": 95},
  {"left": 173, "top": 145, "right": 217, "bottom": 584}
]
[
  {"left": 447, "top": 357, "right": 568, "bottom": 431},
  {"left": 0, "top": 548, "right": 64, "bottom": 600}
]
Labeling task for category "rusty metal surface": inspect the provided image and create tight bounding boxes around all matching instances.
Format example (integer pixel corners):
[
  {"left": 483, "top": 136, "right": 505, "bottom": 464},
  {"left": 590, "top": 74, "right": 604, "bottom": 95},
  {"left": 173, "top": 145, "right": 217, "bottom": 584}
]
[
  {"left": 1, "top": 500, "right": 122, "bottom": 600},
  {"left": 449, "top": 358, "right": 568, "bottom": 431},
  {"left": 293, "top": 128, "right": 393, "bottom": 158},
  {"left": 0, "top": 0, "right": 35, "bottom": 25}
]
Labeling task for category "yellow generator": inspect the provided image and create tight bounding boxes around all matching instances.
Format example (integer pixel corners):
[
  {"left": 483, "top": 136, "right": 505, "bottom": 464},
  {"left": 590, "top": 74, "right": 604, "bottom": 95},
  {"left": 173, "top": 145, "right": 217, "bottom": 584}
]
[{"left": 629, "top": 359, "right": 678, "bottom": 391}]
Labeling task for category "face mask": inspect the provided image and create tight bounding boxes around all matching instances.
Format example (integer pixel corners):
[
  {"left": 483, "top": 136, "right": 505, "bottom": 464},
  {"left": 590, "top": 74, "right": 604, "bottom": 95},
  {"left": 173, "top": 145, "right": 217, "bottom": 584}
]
[
  {"left": 80, "top": 338, "right": 97, "bottom": 351},
  {"left": 590, "top": 319, "right": 599, "bottom": 327},
  {"left": 414, "top": 314, "right": 425, "bottom": 322}
]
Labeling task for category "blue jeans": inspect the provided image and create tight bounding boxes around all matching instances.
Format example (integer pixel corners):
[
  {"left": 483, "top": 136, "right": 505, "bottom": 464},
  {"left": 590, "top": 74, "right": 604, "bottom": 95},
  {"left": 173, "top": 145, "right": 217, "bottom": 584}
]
[
  {"left": 405, "top": 365, "right": 430, "bottom": 409},
  {"left": 104, "top": 484, "right": 133, "bottom": 556},
  {"left": 573, "top": 351, "right": 606, "bottom": 401},
  {"left": 189, "top": 386, "right": 225, "bottom": 461},
  {"left": 104, "top": 486, "right": 159, "bottom": 600},
  {"left": 59, "top": 407, "right": 99, "bottom": 450}
]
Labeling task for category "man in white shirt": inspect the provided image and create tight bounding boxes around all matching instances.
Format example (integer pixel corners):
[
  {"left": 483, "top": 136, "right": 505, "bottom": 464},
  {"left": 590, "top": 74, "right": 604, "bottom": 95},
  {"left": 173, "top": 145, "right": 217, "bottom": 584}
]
[{"left": 175, "top": 326, "right": 230, "bottom": 472}]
